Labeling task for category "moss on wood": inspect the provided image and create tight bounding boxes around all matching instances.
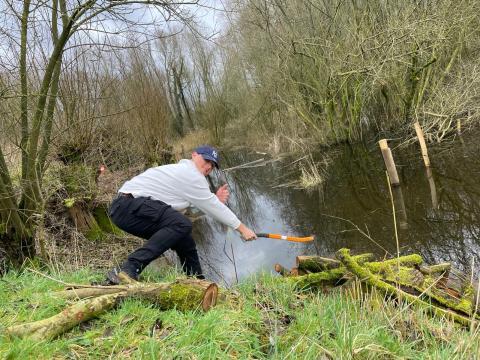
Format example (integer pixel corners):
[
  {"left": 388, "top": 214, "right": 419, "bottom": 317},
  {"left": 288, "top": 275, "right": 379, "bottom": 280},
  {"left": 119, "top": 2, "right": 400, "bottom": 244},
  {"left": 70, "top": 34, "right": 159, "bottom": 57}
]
[
  {"left": 93, "top": 205, "right": 123, "bottom": 235},
  {"left": 8, "top": 278, "right": 219, "bottom": 340},
  {"left": 365, "top": 254, "right": 423, "bottom": 274},
  {"left": 419, "top": 263, "right": 451, "bottom": 275},
  {"left": 6, "top": 294, "right": 120, "bottom": 341},
  {"left": 336, "top": 248, "right": 476, "bottom": 326},
  {"left": 290, "top": 267, "right": 347, "bottom": 290},
  {"left": 296, "top": 253, "right": 374, "bottom": 273}
]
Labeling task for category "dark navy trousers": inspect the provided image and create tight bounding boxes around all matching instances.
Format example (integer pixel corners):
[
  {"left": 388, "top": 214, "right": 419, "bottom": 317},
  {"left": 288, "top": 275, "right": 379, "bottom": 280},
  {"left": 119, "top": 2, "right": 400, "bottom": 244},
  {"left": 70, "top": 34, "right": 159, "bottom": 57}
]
[{"left": 109, "top": 195, "right": 203, "bottom": 278}]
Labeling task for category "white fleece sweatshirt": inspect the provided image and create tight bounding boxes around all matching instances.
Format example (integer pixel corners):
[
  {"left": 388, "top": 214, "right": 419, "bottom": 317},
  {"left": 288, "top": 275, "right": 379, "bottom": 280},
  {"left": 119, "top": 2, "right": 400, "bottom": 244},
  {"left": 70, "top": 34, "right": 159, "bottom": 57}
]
[{"left": 118, "top": 159, "right": 241, "bottom": 229}]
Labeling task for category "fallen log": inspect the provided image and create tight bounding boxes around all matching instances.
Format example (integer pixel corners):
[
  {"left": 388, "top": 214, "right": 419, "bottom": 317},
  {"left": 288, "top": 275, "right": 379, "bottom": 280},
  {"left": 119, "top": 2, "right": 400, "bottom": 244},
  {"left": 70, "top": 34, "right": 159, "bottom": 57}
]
[
  {"left": 55, "top": 286, "right": 125, "bottom": 299},
  {"left": 289, "top": 268, "right": 348, "bottom": 290},
  {"left": 419, "top": 263, "right": 450, "bottom": 288},
  {"left": 6, "top": 277, "right": 219, "bottom": 340},
  {"left": 296, "top": 253, "right": 373, "bottom": 273},
  {"left": 6, "top": 294, "right": 121, "bottom": 341},
  {"left": 126, "top": 279, "right": 219, "bottom": 312},
  {"left": 371, "top": 265, "right": 425, "bottom": 287},
  {"left": 55, "top": 278, "right": 219, "bottom": 312},
  {"left": 364, "top": 254, "right": 423, "bottom": 274},
  {"left": 419, "top": 263, "right": 451, "bottom": 276}
]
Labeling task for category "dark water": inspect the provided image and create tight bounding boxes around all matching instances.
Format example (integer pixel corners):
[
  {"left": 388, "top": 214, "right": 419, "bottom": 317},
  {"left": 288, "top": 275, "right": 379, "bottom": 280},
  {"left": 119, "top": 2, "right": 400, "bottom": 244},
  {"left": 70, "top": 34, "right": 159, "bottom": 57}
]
[{"left": 193, "top": 131, "right": 480, "bottom": 286}]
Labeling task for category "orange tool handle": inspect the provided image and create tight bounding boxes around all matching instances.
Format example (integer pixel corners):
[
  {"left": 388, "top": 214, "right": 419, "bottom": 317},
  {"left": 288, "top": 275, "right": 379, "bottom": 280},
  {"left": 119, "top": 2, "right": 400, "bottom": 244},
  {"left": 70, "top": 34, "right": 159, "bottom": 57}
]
[{"left": 256, "top": 233, "right": 315, "bottom": 243}]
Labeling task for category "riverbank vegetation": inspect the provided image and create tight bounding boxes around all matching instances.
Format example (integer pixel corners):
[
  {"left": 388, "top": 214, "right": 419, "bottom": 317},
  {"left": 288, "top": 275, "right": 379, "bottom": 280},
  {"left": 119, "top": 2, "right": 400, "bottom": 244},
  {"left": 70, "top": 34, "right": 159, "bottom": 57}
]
[
  {"left": 215, "top": 0, "right": 480, "bottom": 150},
  {"left": 1, "top": 266, "right": 479, "bottom": 358}
]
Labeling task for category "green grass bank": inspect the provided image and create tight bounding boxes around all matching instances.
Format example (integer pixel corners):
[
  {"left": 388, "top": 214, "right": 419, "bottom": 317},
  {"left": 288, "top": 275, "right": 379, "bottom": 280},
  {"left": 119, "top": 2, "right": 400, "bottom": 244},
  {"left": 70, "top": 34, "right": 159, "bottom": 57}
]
[{"left": 1, "top": 267, "right": 479, "bottom": 359}]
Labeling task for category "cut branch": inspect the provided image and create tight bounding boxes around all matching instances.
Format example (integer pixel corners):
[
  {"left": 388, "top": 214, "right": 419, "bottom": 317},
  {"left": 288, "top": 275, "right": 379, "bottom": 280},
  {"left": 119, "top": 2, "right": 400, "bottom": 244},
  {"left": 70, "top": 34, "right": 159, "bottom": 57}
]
[
  {"left": 6, "top": 293, "right": 121, "bottom": 341},
  {"left": 296, "top": 253, "right": 374, "bottom": 273}
]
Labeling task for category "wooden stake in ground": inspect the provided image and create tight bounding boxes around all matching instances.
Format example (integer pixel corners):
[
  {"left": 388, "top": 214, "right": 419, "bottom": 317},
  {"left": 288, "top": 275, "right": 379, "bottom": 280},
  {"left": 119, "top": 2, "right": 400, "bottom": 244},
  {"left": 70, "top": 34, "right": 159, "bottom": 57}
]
[
  {"left": 378, "top": 139, "right": 400, "bottom": 186},
  {"left": 414, "top": 121, "right": 431, "bottom": 167}
]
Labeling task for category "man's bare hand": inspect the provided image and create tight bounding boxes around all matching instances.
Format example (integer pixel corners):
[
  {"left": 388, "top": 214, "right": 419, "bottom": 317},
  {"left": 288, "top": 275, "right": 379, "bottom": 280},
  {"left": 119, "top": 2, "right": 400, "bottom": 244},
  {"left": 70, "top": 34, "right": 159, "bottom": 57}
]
[
  {"left": 236, "top": 223, "right": 257, "bottom": 241},
  {"left": 216, "top": 184, "right": 230, "bottom": 204}
]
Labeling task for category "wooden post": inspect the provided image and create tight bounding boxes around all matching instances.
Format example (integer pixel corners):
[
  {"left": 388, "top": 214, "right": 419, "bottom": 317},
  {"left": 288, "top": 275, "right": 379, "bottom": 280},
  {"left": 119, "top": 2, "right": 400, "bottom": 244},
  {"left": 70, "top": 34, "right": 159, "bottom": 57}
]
[
  {"left": 414, "top": 122, "right": 431, "bottom": 167},
  {"left": 426, "top": 167, "right": 439, "bottom": 209},
  {"left": 378, "top": 139, "right": 400, "bottom": 186}
]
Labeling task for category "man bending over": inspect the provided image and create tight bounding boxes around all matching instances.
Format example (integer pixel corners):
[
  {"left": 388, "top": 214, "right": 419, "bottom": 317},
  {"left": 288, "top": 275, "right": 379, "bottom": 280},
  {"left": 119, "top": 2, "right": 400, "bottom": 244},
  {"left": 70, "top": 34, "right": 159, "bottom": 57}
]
[{"left": 106, "top": 145, "right": 256, "bottom": 283}]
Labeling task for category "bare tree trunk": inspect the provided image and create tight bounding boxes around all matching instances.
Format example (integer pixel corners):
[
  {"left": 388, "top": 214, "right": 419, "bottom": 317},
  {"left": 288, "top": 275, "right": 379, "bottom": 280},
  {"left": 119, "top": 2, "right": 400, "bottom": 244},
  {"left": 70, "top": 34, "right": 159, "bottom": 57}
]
[
  {"left": 171, "top": 63, "right": 185, "bottom": 136},
  {"left": 19, "top": 0, "right": 31, "bottom": 182}
]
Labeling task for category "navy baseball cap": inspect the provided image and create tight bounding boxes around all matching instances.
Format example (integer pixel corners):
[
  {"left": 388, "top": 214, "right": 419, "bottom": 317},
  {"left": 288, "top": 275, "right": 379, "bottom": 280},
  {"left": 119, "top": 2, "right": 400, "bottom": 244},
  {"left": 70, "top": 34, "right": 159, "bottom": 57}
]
[{"left": 195, "top": 145, "right": 220, "bottom": 168}]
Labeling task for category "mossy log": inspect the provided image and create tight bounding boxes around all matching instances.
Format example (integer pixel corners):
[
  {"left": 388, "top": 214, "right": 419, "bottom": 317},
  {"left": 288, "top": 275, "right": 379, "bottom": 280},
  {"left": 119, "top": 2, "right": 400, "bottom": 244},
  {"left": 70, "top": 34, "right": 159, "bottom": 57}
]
[
  {"left": 364, "top": 254, "right": 423, "bottom": 273},
  {"left": 413, "top": 279, "right": 477, "bottom": 317},
  {"left": 369, "top": 265, "right": 425, "bottom": 287},
  {"left": 419, "top": 263, "right": 451, "bottom": 289},
  {"left": 368, "top": 266, "right": 475, "bottom": 317},
  {"left": 6, "top": 293, "right": 120, "bottom": 341},
  {"left": 7, "top": 278, "right": 218, "bottom": 340},
  {"left": 289, "top": 267, "right": 349, "bottom": 290},
  {"left": 419, "top": 263, "right": 451, "bottom": 276},
  {"left": 457, "top": 283, "right": 474, "bottom": 315},
  {"left": 125, "top": 279, "right": 219, "bottom": 312},
  {"left": 282, "top": 254, "right": 426, "bottom": 291},
  {"left": 296, "top": 253, "right": 373, "bottom": 273},
  {"left": 335, "top": 248, "right": 476, "bottom": 326}
]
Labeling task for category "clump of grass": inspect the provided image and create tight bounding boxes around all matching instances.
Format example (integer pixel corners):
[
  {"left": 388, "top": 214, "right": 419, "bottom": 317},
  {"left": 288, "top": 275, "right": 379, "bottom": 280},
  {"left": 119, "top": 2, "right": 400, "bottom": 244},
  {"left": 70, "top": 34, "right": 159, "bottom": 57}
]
[
  {"left": 1, "top": 268, "right": 479, "bottom": 359},
  {"left": 299, "top": 161, "right": 324, "bottom": 189},
  {"left": 299, "top": 154, "right": 330, "bottom": 189}
]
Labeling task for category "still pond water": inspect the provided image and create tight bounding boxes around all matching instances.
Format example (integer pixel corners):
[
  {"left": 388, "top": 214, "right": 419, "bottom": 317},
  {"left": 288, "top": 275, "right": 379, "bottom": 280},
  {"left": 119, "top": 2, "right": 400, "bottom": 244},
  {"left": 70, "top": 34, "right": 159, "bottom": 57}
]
[{"left": 192, "top": 131, "right": 480, "bottom": 286}]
